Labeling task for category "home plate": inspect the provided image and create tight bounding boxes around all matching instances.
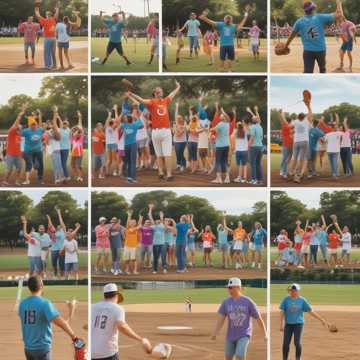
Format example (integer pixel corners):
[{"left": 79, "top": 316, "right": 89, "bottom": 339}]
[{"left": 157, "top": 326, "right": 193, "bottom": 330}]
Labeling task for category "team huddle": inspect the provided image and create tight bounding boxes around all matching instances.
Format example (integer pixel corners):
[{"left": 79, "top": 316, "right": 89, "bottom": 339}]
[
  {"left": 94, "top": 204, "right": 267, "bottom": 275},
  {"left": 165, "top": 6, "right": 262, "bottom": 71},
  {"left": 278, "top": 92, "right": 355, "bottom": 183},
  {"left": 20, "top": 206, "right": 82, "bottom": 280},
  {"left": 92, "top": 80, "right": 265, "bottom": 185},
  {"left": 17, "top": 2, "right": 82, "bottom": 70},
  {"left": 275, "top": 214, "right": 352, "bottom": 268},
  {"left": 2, "top": 104, "right": 85, "bottom": 186}
]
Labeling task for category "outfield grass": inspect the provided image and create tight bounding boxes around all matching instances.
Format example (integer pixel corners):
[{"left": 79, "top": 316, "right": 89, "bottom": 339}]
[
  {"left": 0, "top": 37, "right": 87, "bottom": 45},
  {"left": 91, "top": 248, "right": 267, "bottom": 268},
  {"left": 91, "top": 38, "right": 158, "bottom": 72},
  {"left": 271, "top": 284, "right": 360, "bottom": 305},
  {"left": 0, "top": 252, "right": 88, "bottom": 271},
  {"left": 92, "top": 286, "right": 266, "bottom": 305},
  {"left": 0, "top": 285, "right": 87, "bottom": 302},
  {"left": 165, "top": 37, "right": 267, "bottom": 73}
]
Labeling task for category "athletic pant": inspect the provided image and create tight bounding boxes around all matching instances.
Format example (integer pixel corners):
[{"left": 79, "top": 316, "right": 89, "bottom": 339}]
[
  {"left": 282, "top": 323, "right": 304, "bottom": 360},
  {"left": 303, "top": 50, "right": 326, "bottom": 73},
  {"left": 153, "top": 244, "right": 167, "bottom": 272},
  {"left": 60, "top": 149, "right": 70, "bottom": 178},
  {"left": 310, "top": 245, "right": 319, "bottom": 264}
]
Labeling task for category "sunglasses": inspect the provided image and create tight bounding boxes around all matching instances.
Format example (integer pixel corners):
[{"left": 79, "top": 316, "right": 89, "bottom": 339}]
[{"left": 228, "top": 286, "right": 235, "bottom": 290}]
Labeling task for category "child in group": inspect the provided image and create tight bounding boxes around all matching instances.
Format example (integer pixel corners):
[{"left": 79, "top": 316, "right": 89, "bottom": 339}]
[
  {"left": 70, "top": 111, "right": 84, "bottom": 182},
  {"left": 187, "top": 225, "right": 199, "bottom": 268},
  {"left": 63, "top": 222, "right": 81, "bottom": 280},
  {"left": 234, "top": 120, "right": 249, "bottom": 183},
  {"left": 327, "top": 226, "right": 341, "bottom": 267},
  {"left": 334, "top": 220, "right": 352, "bottom": 266},
  {"left": 232, "top": 221, "right": 248, "bottom": 269},
  {"left": 294, "top": 220, "right": 305, "bottom": 267},
  {"left": 340, "top": 117, "right": 354, "bottom": 176},
  {"left": 203, "top": 29, "right": 216, "bottom": 65},
  {"left": 324, "top": 123, "right": 343, "bottom": 178},
  {"left": 250, "top": 222, "right": 267, "bottom": 269},
  {"left": 92, "top": 122, "right": 106, "bottom": 179},
  {"left": 197, "top": 99, "right": 211, "bottom": 174},
  {"left": 175, "top": 27, "right": 185, "bottom": 64},
  {"left": 217, "top": 212, "right": 233, "bottom": 269},
  {"left": 276, "top": 229, "right": 291, "bottom": 265},
  {"left": 164, "top": 218, "right": 177, "bottom": 267},
  {"left": 301, "top": 222, "right": 312, "bottom": 268},
  {"left": 200, "top": 226, "right": 216, "bottom": 267},
  {"left": 105, "top": 105, "right": 120, "bottom": 176},
  {"left": 282, "top": 242, "right": 296, "bottom": 266},
  {"left": 173, "top": 102, "right": 188, "bottom": 172},
  {"left": 187, "top": 108, "right": 201, "bottom": 174},
  {"left": 136, "top": 104, "right": 150, "bottom": 169}
]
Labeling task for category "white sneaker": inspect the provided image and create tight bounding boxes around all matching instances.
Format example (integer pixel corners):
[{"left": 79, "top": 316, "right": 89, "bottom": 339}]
[
  {"left": 152, "top": 271, "right": 157, "bottom": 274},
  {"left": 110, "top": 268, "right": 115, "bottom": 274},
  {"left": 163, "top": 269, "right": 167, "bottom": 274},
  {"left": 257, "top": 263, "right": 261, "bottom": 269}
]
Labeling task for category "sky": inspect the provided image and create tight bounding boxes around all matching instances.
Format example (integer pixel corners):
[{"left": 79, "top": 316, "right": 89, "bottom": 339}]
[
  {"left": 96, "top": 188, "right": 267, "bottom": 215},
  {"left": 270, "top": 76, "right": 360, "bottom": 114},
  {"left": 0, "top": 76, "right": 44, "bottom": 106},
  {"left": 19, "top": 189, "right": 88, "bottom": 207},
  {"left": 280, "top": 189, "right": 338, "bottom": 209},
  {"left": 91, "top": 0, "right": 161, "bottom": 16}
]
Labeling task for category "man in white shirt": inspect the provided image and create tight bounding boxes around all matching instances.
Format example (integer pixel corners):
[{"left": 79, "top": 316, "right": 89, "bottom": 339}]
[
  {"left": 91, "top": 283, "right": 152, "bottom": 360},
  {"left": 334, "top": 222, "right": 352, "bottom": 265}
]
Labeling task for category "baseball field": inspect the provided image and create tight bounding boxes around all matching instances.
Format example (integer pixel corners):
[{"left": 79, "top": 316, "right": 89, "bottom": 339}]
[
  {"left": 0, "top": 285, "right": 88, "bottom": 359},
  {"left": 271, "top": 37, "right": 360, "bottom": 73},
  {"left": 0, "top": 150, "right": 89, "bottom": 188},
  {"left": 91, "top": 248, "right": 267, "bottom": 281},
  {"left": 91, "top": 38, "right": 159, "bottom": 73},
  {"left": 270, "top": 153, "right": 360, "bottom": 187},
  {"left": 0, "top": 37, "right": 88, "bottom": 73},
  {"left": 92, "top": 154, "right": 267, "bottom": 187},
  {"left": 164, "top": 37, "right": 267, "bottom": 73},
  {"left": 271, "top": 283, "right": 360, "bottom": 360},
  {"left": 92, "top": 286, "right": 267, "bottom": 360}
]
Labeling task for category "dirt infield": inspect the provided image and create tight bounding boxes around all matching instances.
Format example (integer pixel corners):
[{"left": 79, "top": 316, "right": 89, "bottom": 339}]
[
  {"left": 120, "top": 304, "right": 267, "bottom": 360},
  {"left": 92, "top": 267, "right": 266, "bottom": 282},
  {"left": 271, "top": 306, "right": 360, "bottom": 359},
  {"left": 0, "top": 40, "right": 88, "bottom": 73},
  {"left": 0, "top": 300, "right": 88, "bottom": 359},
  {"left": 271, "top": 38, "right": 360, "bottom": 73}
]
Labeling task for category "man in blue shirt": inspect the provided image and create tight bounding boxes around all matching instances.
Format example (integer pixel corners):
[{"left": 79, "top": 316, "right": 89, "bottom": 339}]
[
  {"left": 179, "top": 13, "right": 201, "bottom": 58},
  {"left": 283, "top": 1, "right": 343, "bottom": 73},
  {"left": 19, "top": 275, "right": 79, "bottom": 360},
  {"left": 176, "top": 214, "right": 195, "bottom": 272},
  {"left": 100, "top": 11, "right": 131, "bottom": 66},
  {"left": 308, "top": 119, "right": 325, "bottom": 177},
  {"left": 199, "top": 7, "right": 249, "bottom": 71}
]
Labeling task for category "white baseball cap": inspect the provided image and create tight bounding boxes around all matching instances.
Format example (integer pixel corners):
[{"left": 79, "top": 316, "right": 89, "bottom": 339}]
[
  {"left": 288, "top": 283, "right": 301, "bottom": 291},
  {"left": 99, "top": 217, "right": 107, "bottom": 223},
  {"left": 103, "top": 283, "right": 118, "bottom": 294},
  {"left": 227, "top": 278, "right": 242, "bottom": 287}
]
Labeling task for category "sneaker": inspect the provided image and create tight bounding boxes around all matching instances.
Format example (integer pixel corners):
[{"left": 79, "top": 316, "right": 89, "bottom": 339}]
[
  {"left": 233, "top": 177, "right": 241, "bottom": 183},
  {"left": 113, "top": 270, "right": 119, "bottom": 276},
  {"left": 117, "top": 270, "right": 123, "bottom": 275},
  {"left": 164, "top": 343, "right": 173, "bottom": 359},
  {"left": 257, "top": 263, "right": 261, "bottom": 269},
  {"left": 112, "top": 171, "right": 118, "bottom": 176},
  {"left": 163, "top": 269, "right": 167, "bottom": 274},
  {"left": 22, "top": 180, "right": 30, "bottom": 185},
  {"left": 110, "top": 268, "right": 115, "bottom": 274},
  {"left": 152, "top": 271, "right": 157, "bottom": 274}
]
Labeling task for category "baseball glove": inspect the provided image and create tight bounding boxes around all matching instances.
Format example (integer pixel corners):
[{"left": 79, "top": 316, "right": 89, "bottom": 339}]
[
  {"left": 152, "top": 343, "right": 173, "bottom": 359},
  {"left": 328, "top": 323, "right": 339, "bottom": 333},
  {"left": 274, "top": 42, "right": 290, "bottom": 56},
  {"left": 303, "top": 90, "right": 312, "bottom": 105}
]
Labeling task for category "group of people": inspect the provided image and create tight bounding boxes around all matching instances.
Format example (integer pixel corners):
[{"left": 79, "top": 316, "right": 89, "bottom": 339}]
[
  {"left": 275, "top": 215, "right": 352, "bottom": 268},
  {"left": 20, "top": 206, "right": 82, "bottom": 280},
  {"left": 92, "top": 81, "right": 265, "bottom": 185},
  {"left": 2, "top": 104, "right": 85, "bottom": 186},
  {"left": 280, "top": 1, "right": 358, "bottom": 72},
  {"left": 94, "top": 205, "right": 267, "bottom": 276},
  {"left": 278, "top": 99, "right": 355, "bottom": 183},
  {"left": 166, "top": 8, "right": 262, "bottom": 71},
  {"left": 16, "top": 3, "right": 82, "bottom": 70}
]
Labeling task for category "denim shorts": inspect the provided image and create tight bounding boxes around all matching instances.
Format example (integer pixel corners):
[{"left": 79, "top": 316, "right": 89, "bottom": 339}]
[
  {"left": 106, "top": 143, "right": 117, "bottom": 151},
  {"left": 236, "top": 151, "right": 249, "bottom": 166},
  {"left": 189, "top": 36, "right": 199, "bottom": 49},
  {"left": 187, "top": 242, "right": 196, "bottom": 252},
  {"left": 65, "top": 262, "right": 79, "bottom": 272},
  {"left": 219, "top": 243, "right": 229, "bottom": 252},
  {"left": 6, "top": 155, "right": 22, "bottom": 171},
  {"left": 71, "top": 156, "right": 83, "bottom": 169},
  {"left": 94, "top": 154, "right": 105, "bottom": 171},
  {"left": 341, "top": 38, "right": 353, "bottom": 52},
  {"left": 24, "top": 42, "right": 35, "bottom": 52},
  {"left": 225, "top": 336, "right": 250, "bottom": 358},
  {"left": 220, "top": 45, "right": 235, "bottom": 61},
  {"left": 58, "top": 41, "right": 70, "bottom": 49},
  {"left": 29, "top": 256, "right": 43, "bottom": 273}
]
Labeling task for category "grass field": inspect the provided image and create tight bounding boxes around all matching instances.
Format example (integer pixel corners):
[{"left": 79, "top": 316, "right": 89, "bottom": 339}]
[
  {"left": 165, "top": 37, "right": 267, "bottom": 73},
  {"left": 0, "top": 285, "right": 87, "bottom": 302},
  {"left": 91, "top": 38, "right": 158, "bottom": 72},
  {"left": 92, "top": 286, "right": 266, "bottom": 305},
  {"left": 271, "top": 283, "right": 360, "bottom": 305}
]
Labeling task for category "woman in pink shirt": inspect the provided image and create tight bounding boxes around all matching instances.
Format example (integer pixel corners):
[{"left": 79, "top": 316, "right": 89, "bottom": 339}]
[
  {"left": 340, "top": 117, "right": 354, "bottom": 176},
  {"left": 18, "top": 16, "right": 41, "bottom": 65},
  {"left": 70, "top": 111, "right": 84, "bottom": 182},
  {"left": 301, "top": 223, "right": 312, "bottom": 267},
  {"left": 95, "top": 217, "right": 111, "bottom": 274}
]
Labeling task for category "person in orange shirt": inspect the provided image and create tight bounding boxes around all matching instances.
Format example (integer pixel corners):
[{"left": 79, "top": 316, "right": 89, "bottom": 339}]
[
  {"left": 327, "top": 227, "right": 341, "bottom": 267},
  {"left": 2, "top": 104, "right": 27, "bottom": 186},
  {"left": 92, "top": 122, "right": 106, "bottom": 179},
  {"left": 232, "top": 222, "right": 249, "bottom": 269},
  {"left": 127, "top": 80, "right": 181, "bottom": 181},
  {"left": 279, "top": 110, "right": 294, "bottom": 178},
  {"left": 200, "top": 226, "right": 216, "bottom": 267},
  {"left": 35, "top": 3, "right": 59, "bottom": 69},
  {"left": 124, "top": 210, "right": 143, "bottom": 275}
]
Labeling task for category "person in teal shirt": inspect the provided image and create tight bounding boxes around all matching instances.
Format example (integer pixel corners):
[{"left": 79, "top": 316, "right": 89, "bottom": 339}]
[
  {"left": 179, "top": 13, "right": 201, "bottom": 57},
  {"left": 19, "top": 276, "right": 78, "bottom": 360},
  {"left": 280, "top": 283, "right": 329, "bottom": 360},
  {"left": 217, "top": 213, "right": 233, "bottom": 268},
  {"left": 250, "top": 222, "right": 267, "bottom": 269},
  {"left": 99, "top": 11, "right": 131, "bottom": 66},
  {"left": 283, "top": 1, "right": 343, "bottom": 73}
]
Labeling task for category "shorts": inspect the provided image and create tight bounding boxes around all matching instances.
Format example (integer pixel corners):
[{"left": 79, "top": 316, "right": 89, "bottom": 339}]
[
  {"left": 251, "top": 43, "right": 259, "bottom": 52},
  {"left": 301, "top": 245, "right": 310, "bottom": 254},
  {"left": 198, "top": 148, "right": 209, "bottom": 159},
  {"left": 242, "top": 241, "right": 249, "bottom": 254},
  {"left": 97, "top": 247, "right": 111, "bottom": 256},
  {"left": 137, "top": 138, "right": 148, "bottom": 149},
  {"left": 292, "top": 141, "right": 309, "bottom": 161},
  {"left": 107, "top": 143, "right": 117, "bottom": 151},
  {"left": 117, "top": 149, "right": 125, "bottom": 157},
  {"left": 151, "top": 128, "right": 172, "bottom": 157},
  {"left": 253, "top": 243, "right": 263, "bottom": 252},
  {"left": 94, "top": 154, "right": 105, "bottom": 171},
  {"left": 71, "top": 156, "right": 83, "bottom": 169},
  {"left": 328, "top": 248, "right": 338, "bottom": 256},
  {"left": 187, "top": 243, "right": 196, "bottom": 252},
  {"left": 40, "top": 249, "right": 50, "bottom": 262},
  {"left": 225, "top": 336, "right": 250, "bottom": 358},
  {"left": 204, "top": 247, "right": 212, "bottom": 254},
  {"left": 123, "top": 246, "right": 137, "bottom": 261},
  {"left": 92, "top": 353, "right": 119, "bottom": 360},
  {"left": 187, "top": 142, "right": 198, "bottom": 161},
  {"left": 107, "top": 41, "right": 124, "bottom": 55},
  {"left": 6, "top": 155, "right": 22, "bottom": 172},
  {"left": 219, "top": 243, "right": 229, "bottom": 252},
  {"left": 341, "top": 38, "right": 353, "bottom": 52},
  {"left": 140, "top": 244, "right": 152, "bottom": 259},
  {"left": 236, "top": 151, "right": 249, "bottom": 166},
  {"left": 25, "top": 349, "right": 51, "bottom": 360},
  {"left": 341, "top": 248, "right": 351, "bottom": 256},
  {"left": 65, "top": 262, "right": 79, "bottom": 272},
  {"left": 233, "top": 240, "right": 244, "bottom": 251},
  {"left": 189, "top": 36, "right": 199, "bottom": 49},
  {"left": 220, "top": 45, "right": 235, "bottom": 61},
  {"left": 29, "top": 256, "right": 43, "bottom": 273},
  {"left": 58, "top": 41, "right": 70, "bottom": 49},
  {"left": 24, "top": 42, "right": 35, "bottom": 52}
]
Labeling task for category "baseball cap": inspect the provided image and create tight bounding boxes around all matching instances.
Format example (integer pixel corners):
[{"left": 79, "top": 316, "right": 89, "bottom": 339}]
[
  {"left": 227, "top": 277, "right": 242, "bottom": 288},
  {"left": 304, "top": 1, "right": 317, "bottom": 12},
  {"left": 288, "top": 283, "right": 301, "bottom": 291},
  {"left": 103, "top": 283, "right": 124, "bottom": 303},
  {"left": 99, "top": 217, "right": 107, "bottom": 223}
]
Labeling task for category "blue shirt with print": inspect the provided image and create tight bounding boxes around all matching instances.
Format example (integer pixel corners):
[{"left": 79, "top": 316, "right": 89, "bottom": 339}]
[
  {"left": 120, "top": 119, "right": 143, "bottom": 145},
  {"left": 187, "top": 231, "right": 198, "bottom": 245},
  {"left": 104, "top": 19, "right": 124, "bottom": 43},
  {"left": 216, "top": 22, "right": 236, "bottom": 47},
  {"left": 21, "top": 128, "right": 44, "bottom": 153},
  {"left": 253, "top": 228, "right": 267, "bottom": 246},
  {"left": 176, "top": 223, "right": 191, "bottom": 245},
  {"left": 280, "top": 296, "right": 312, "bottom": 324},
  {"left": 309, "top": 127, "right": 325, "bottom": 151},
  {"left": 152, "top": 224, "right": 165, "bottom": 245},
  {"left": 293, "top": 14, "right": 335, "bottom": 52},
  {"left": 185, "top": 19, "right": 200, "bottom": 37}
]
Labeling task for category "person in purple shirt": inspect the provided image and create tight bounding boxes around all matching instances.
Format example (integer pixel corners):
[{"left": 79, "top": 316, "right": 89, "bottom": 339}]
[
  {"left": 212, "top": 277, "right": 267, "bottom": 359},
  {"left": 139, "top": 218, "right": 154, "bottom": 269}
]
